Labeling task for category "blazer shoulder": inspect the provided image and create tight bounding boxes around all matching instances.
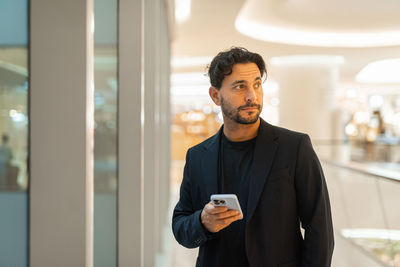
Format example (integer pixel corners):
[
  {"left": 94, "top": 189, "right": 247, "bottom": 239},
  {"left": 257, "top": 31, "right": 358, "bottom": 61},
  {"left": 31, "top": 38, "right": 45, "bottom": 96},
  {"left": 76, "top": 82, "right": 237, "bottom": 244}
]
[{"left": 187, "top": 132, "right": 219, "bottom": 154}]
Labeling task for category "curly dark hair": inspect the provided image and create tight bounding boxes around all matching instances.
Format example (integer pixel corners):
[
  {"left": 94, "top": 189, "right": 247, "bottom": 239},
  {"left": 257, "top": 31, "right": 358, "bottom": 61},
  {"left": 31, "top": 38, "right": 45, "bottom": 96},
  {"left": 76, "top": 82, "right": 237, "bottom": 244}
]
[{"left": 207, "top": 47, "right": 267, "bottom": 89}]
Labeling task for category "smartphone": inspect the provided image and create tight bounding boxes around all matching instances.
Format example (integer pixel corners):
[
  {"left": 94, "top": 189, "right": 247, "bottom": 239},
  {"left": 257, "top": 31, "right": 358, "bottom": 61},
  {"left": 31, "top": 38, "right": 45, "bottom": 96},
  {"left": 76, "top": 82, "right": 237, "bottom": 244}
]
[{"left": 210, "top": 194, "right": 243, "bottom": 219}]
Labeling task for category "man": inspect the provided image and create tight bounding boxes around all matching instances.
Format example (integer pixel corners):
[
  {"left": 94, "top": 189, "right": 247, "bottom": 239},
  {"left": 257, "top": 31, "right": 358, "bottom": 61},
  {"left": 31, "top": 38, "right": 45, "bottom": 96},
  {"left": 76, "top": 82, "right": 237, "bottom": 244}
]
[{"left": 172, "top": 47, "right": 334, "bottom": 267}]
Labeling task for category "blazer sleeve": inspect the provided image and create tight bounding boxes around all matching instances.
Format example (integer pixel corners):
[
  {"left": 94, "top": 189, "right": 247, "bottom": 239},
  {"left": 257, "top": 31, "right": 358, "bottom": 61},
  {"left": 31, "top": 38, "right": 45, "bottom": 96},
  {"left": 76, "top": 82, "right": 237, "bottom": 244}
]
[
  {"left": 294, "top": 134, "right": 334, "bottom": 267},
  {"left": 172, "top": 149, "right": 216, "bottom": 248}
]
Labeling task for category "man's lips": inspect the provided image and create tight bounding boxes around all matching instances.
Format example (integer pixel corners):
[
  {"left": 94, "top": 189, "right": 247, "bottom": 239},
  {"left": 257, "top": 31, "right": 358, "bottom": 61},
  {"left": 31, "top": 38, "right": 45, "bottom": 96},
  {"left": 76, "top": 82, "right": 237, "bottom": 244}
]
[{"left": 240, "top": 107, "right": 258, "bottom": 111}]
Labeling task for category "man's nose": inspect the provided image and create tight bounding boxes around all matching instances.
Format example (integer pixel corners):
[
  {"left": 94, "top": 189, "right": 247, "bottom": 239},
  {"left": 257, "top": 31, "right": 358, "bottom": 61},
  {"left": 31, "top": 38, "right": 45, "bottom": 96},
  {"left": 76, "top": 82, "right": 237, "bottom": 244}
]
[{"left": 245, "top": 87, "right": 257, "bottom": 103}]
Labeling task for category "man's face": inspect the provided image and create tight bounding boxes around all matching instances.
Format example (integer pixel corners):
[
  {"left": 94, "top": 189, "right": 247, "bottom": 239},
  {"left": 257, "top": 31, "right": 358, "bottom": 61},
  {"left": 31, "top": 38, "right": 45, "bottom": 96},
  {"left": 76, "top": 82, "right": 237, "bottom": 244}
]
[{"left": 213, "top": 63, "right": 263, "bottom": 125}]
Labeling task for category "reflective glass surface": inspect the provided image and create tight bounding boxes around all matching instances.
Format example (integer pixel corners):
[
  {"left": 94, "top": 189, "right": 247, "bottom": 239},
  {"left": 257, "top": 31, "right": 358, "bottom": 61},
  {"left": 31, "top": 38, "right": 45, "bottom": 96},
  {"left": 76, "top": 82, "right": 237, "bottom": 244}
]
[
  {"left": 93, "top": 0, "right": 118, "bottom": 266},
  {"left": 0, "top": 0, "right": 29, "bottom": 265}
]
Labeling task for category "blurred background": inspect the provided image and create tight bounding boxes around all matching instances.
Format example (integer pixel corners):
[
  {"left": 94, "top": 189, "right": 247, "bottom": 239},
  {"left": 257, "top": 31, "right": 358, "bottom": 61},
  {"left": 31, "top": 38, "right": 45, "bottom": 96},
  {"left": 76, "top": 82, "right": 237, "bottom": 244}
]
[
  {"left": 170, "top": 0, "right": 400, "bottom": 266},
  {"left": 0, "top": 0, "right": 399, "bottom": 266}
]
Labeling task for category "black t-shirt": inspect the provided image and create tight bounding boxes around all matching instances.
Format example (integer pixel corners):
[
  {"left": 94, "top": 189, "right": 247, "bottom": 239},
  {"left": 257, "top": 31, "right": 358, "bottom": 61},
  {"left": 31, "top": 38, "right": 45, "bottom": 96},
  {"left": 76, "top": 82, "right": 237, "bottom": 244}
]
[{"left": 218, "top": 133, "right": 256, "bottom": 267}]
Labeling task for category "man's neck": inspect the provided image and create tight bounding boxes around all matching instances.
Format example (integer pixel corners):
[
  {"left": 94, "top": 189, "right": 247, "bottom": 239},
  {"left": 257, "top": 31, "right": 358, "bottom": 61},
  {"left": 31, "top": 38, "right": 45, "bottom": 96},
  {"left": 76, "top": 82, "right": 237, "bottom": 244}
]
[{"left": 223, "top": 118, "right": 260, "bottom": 142}]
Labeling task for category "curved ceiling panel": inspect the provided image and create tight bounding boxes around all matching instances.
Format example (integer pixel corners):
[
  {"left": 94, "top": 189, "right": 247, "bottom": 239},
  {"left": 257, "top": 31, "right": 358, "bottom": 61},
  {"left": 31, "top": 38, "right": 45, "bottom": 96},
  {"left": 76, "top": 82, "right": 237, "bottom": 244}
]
[
  {"left": 235, "top": 0, "right": 400, "bottom": 47},
  {"left": 355, "top": 58, "right": 400, "bottom": 83}
]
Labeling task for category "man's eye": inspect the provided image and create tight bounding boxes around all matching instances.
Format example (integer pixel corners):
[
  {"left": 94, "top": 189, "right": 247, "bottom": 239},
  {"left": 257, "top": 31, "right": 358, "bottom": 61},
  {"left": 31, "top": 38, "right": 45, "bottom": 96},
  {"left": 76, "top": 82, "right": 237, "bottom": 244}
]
[
  {"left": 254, "top": 83, "right": 261, "bottom": 89},
  {"left": 234, "top": 84, "right": 245, "bottom": 89}
]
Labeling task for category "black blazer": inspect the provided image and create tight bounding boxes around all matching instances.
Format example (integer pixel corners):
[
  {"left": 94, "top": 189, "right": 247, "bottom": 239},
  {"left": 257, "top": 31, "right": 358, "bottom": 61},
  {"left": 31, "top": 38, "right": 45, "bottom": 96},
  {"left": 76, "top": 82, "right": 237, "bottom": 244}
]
[{"left": 172, "top": 119, "right": 334, "bottom": 267}]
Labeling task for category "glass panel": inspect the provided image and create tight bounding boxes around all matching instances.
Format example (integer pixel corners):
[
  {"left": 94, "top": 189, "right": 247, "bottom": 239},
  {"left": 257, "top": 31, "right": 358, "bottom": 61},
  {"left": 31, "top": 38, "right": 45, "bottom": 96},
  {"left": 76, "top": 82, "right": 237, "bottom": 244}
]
[
  {"left": 93, "top": 0, "right": 118, "bottom": 266},
  {"left": 0, "top": 0, "right": 29, "bottom": 265},
  {"left": 314, "top": 90, "right": 400, "bottom": 266}
]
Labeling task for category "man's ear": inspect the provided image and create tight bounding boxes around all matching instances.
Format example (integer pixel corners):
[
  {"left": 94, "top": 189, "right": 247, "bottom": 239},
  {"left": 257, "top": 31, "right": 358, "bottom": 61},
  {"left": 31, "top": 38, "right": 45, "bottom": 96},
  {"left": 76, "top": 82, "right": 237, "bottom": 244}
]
[{"left": 209, "top": 86, "right": 221, "bottom": 106}]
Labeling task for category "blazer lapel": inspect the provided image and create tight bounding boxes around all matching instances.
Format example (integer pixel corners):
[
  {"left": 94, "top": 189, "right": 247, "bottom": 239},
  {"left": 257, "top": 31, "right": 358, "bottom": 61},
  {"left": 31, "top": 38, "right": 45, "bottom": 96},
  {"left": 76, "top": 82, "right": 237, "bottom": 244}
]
[
  {"left": 246, "top": 119, "right": 279, "bottom": 224},
  {"left": 201, "top": 126, "right": 223, "bottom": 199}
]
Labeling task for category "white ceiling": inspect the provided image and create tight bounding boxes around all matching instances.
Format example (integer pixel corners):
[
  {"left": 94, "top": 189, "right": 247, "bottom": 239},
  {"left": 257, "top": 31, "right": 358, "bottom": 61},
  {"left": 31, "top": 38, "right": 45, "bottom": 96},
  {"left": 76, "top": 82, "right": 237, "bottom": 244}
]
[
  {"left": 238, "top": 0, "right": 400, "bottom": 32},
  {"left": 171, "top": 0, "right": 400, "bottom": 84}
]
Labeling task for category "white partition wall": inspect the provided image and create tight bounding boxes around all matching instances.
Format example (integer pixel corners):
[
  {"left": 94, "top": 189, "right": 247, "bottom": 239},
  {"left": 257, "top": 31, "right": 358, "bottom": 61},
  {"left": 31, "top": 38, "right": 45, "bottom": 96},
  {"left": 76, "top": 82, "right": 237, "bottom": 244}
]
[
  {"left": 118, "top": 0, "right": 144, "bottom": 266},
  {"left": 119, "top": 0, "right": 172, "bottom": 266},
  {"left": 30, "top": 0, "right": 94, "bottom": 266},
  {"left": 143, "top": 0, "right": 161, "bottom": 265},
  {"left": 141, "top": 0, "right": 172, "bottom": 265},
  {"left": 29, "top": 0, "right": 171, "bottom": 266},
  {"left": 158, "top": 0, "right": 172, "bottom": 256}
]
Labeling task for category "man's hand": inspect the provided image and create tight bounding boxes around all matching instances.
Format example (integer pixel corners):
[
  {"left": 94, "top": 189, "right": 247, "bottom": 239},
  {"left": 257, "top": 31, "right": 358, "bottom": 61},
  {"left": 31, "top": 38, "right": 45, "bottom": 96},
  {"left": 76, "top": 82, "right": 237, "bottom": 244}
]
[{"left": 201, "top": 201, "right": 242, "bottom": 233}]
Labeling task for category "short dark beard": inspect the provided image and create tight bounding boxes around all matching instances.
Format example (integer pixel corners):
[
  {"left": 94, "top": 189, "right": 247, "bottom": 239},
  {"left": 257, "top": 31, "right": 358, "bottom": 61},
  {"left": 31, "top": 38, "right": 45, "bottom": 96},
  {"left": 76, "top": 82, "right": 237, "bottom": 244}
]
[{"left": 220, "top": 97, "right": 262, "bottom": 125}]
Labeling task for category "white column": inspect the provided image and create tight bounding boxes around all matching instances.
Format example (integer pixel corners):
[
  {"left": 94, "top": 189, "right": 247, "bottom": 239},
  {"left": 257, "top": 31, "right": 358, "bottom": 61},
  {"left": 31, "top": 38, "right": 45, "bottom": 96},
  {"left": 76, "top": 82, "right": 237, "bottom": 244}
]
[
  {"left": 143, "top": 0, "right": 160, "bottom": 265},
  {"left": 158, "top": 0, "right": 171, "bottom": 253},
  {"left": 154, "top": 0, "right": 162, "bottom": 254},
  {"left": 271, "top": 56, "right": 344, "bottom": 142},
  {"left": 30, "top": 0, "right": 94, "bottom": 266},
  {"left": 118, "top": 0, "right": 143, "bottom": 266},
  {"left": 118, "top": 0, "right": 171, "bottom": 265}
]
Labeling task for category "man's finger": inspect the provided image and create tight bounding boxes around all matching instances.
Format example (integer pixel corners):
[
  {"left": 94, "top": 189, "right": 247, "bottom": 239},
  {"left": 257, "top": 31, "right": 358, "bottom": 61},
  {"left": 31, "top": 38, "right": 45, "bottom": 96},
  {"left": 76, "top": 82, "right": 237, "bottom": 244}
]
[
  {"left": 219, "top": 213, "right": 242, "bottom": 226},
  {"left": 214, "top": 210, "right": 239, "bottom": 219},
  {"left": 207, "top": 205, "right": 228, "bottom": 214}
]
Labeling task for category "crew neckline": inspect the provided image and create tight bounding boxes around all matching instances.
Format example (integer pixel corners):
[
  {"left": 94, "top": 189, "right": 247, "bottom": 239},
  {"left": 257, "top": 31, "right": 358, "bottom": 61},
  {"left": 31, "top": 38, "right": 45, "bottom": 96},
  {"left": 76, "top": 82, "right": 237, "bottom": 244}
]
[{"left": 221, "top": 132, "right": 257, "bottom": 146}]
